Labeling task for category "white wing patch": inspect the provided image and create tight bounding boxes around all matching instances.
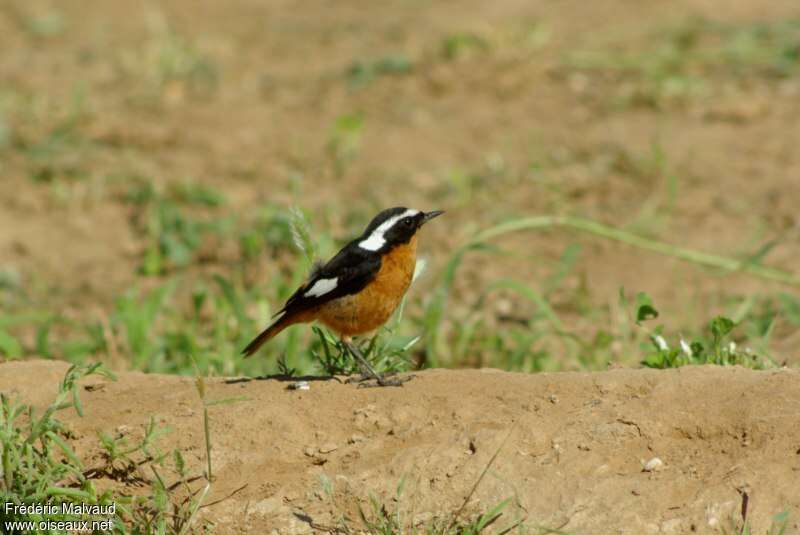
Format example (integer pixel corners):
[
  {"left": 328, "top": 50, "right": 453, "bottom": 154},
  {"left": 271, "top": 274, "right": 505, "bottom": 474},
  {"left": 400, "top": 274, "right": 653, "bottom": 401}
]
[
  {"left": 358, "top": 209, "right": 419, "bottom": 251},
  {"left": 304, "top": 277, "right": 338, "bottom": 298}
]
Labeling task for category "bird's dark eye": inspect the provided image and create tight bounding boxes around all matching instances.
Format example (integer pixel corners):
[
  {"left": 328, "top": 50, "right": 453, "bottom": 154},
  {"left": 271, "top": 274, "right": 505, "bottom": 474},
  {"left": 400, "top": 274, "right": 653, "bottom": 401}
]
[{"left": 403, "top": 218, "right": 414, "bottom": 227}]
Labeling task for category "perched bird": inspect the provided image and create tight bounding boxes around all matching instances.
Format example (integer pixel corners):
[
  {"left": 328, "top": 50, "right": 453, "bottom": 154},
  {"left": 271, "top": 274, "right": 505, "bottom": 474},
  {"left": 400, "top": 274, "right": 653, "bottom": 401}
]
[{"left": 242, "top": 207, "right": 443, "bottom": 386}]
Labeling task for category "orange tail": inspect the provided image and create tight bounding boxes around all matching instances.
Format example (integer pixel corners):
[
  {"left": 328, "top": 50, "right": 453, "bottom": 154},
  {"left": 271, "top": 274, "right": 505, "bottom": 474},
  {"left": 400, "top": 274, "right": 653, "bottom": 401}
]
[{"left": 242, "top": 313, "right": 298, "bottom": 357}]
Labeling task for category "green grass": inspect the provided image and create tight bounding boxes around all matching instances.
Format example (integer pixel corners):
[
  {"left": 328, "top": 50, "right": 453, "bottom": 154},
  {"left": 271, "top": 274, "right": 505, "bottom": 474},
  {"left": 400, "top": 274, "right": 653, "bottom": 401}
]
[
  {"left": 2, "top": 208, "right": 799, "bottom": 378},
  {"left": 420, "top": 213, "right": 800, "bottom": 371},
  {"left": 347, "top": 55, "right": 413, "bottom": 88},
  {"left": 565, "top": 18, "right": 800, "bottom": 108}
]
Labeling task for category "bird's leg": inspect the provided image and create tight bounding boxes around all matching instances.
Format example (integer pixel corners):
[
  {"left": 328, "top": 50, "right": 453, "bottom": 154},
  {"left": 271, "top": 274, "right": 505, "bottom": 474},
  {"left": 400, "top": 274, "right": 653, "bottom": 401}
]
[
  {"left": 341, "top": 338, "right": 410, "bottom": 387},
  {"left": 342, "top": 338, "right": 381, "bottom": 382}
]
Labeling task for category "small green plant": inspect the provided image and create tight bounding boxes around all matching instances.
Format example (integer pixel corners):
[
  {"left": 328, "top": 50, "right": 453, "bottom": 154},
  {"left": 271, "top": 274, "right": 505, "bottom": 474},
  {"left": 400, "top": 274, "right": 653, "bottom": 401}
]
[
  {"left": 21, "top": 86, "right": 91, "bottom": 184},
  {"left": 442, "top": 32, "right": 490, "bottom": 61},
  {"left": 152, "top": 29, "right": 218, "bottom": 94},
  {"left": 96, "top": 417, "right": 172, "bottom": 482},
  {"left": 18, "top": 8, "right": 68, "bottom": 38},
  {"left": 138, "top": 199, "right": 229, "bottom": 275},
  {"left": 326, "top": 113, "right": 364, "bottom": 178},
  {"left": 0, "top": 329, "right": 23, "bottom": 359},
  {"left": 347, "top": 55, "right": 413, "bottom": 88},
  {"left": 314, "top": 426, "right": 532, "bottom": 534},
  {"left": 631, "top": 292, "right": 775, "bottom": 369}
]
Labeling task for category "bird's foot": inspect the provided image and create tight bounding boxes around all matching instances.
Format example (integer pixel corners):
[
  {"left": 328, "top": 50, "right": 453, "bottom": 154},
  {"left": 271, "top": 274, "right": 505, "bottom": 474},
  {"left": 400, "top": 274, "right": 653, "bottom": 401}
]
[
  {"left": 344, "top": 371, "right": 415, "bottom": 387},
  {"left": 345, "top": 371, "right": 396, "bottom": 384}
]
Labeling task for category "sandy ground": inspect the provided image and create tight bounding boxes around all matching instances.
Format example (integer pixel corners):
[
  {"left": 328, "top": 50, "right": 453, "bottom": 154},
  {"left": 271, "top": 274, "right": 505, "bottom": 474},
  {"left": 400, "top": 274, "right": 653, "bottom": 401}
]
[{"left": 3, "top": 359, "right": 799, "bottom": 534}]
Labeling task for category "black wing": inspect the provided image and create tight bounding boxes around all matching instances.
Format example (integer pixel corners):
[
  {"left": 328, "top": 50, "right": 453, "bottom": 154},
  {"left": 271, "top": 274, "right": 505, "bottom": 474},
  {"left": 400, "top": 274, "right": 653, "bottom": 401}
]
[
  {"left": 277, "top": 242, "right": 381, "bottom": 317},
  {"left": 241, "top": 241, "right": 381, "bottom": 357}
]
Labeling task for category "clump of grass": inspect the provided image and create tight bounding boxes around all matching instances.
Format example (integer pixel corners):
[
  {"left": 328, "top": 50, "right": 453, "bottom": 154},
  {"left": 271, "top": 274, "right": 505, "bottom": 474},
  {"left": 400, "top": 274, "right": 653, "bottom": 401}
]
[
  {"left": 440, "top": 23, "right": 550, "bottom": 64},
  {"left": 6, "top": 4, "right": 68, "bottom": 39},
  {"left": 310, "top": 326, "right": 417, "bottom": 377},
  {"left": 117, "top": 13, "right": 217, "bottom": 101},
  {"left": 0, "top": 113, "right": 11, "bottom": 151},
  {"left": 0, "top": 363, "right": 125, "bottom": 529},
  {"left": 441, "top": 33, "right": 491, "bottom": 61},
  {"left": 326, "top": 113, "right": 364, "bottom": 178},
  {"left": 122, "top": 178, "right": 229, "bottom": 276}
]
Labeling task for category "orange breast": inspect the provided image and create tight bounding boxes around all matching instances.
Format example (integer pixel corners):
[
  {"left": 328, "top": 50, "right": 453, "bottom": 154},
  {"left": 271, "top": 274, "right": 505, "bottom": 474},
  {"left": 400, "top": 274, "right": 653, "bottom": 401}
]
[{"left": 318, "top": 236, "right": 417, "bottom": 336}]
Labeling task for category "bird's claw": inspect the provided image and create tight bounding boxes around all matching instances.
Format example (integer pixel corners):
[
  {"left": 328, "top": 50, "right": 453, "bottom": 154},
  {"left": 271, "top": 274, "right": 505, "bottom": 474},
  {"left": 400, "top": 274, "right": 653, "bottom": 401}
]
[{"left": 356, "top": 373, "right": 415, "bottom": 388}]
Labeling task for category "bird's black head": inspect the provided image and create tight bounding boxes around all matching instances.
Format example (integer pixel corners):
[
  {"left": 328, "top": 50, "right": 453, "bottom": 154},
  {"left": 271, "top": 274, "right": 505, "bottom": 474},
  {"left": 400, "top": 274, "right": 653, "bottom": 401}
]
[{"left": 357, "top": 207, "right": 444, "bottom": 252}]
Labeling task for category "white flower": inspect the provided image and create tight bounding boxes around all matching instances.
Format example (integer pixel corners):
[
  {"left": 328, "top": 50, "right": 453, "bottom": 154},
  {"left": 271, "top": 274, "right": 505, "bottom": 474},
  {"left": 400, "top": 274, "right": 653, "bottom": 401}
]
[
  {"left": 728, "top": 341, "right": 737, "bottom": 353},
  {"left": 654, "top": 335, "right": 669, "bottom": 351},
  {"left": 680, "top": 338, "right": 693, "bottom": 357}
]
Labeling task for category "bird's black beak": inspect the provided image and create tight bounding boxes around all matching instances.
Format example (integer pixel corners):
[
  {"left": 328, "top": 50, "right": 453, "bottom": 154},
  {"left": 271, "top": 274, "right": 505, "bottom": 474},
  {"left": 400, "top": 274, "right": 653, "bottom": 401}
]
[{"left": 421, "top": 210, "right": 444, "bottom": 225}]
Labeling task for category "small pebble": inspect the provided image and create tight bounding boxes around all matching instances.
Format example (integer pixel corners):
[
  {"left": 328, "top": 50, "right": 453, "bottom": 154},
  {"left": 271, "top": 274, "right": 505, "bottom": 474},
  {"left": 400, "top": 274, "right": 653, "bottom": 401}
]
[
  {"left": 642, "top": 457, "right": 664, "bottom": 472},
  {"left": 288, "top": 381, "right": 310, "bottom": 390},
  {"left": 319, "top": 443, "right": 338, "bottom": 454}
]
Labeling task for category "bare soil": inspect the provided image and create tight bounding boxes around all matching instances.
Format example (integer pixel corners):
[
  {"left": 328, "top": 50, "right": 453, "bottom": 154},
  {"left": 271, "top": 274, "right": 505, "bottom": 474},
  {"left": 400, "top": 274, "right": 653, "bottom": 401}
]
[{"left": 3, "top": 359, "right": 799, "bottom": 534}]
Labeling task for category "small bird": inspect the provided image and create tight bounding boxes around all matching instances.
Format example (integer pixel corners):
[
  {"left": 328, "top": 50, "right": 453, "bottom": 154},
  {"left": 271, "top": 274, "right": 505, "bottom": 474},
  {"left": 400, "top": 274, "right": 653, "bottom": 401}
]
[{"left": 242, "top": 207, "right": 443, "bottom": 386}]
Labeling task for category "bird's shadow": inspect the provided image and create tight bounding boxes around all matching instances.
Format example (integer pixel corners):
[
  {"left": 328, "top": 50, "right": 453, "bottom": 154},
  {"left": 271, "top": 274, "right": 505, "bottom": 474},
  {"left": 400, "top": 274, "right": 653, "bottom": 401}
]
[{"left": 223, "top": 373, "right": 341, "bottom": 385}]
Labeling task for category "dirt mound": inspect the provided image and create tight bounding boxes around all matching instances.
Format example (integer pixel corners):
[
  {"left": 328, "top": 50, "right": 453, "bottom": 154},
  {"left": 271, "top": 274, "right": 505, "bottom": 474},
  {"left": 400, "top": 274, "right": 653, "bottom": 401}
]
[{"left": 2, "top": 360, "right": 799, "bottom": 533}]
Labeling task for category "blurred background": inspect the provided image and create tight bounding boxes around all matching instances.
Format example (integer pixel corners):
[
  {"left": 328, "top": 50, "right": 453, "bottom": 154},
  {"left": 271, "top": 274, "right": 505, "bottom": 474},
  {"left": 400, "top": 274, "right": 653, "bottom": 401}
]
[{"left": 1, "top": 0, "right": 799, "bottom": 377}]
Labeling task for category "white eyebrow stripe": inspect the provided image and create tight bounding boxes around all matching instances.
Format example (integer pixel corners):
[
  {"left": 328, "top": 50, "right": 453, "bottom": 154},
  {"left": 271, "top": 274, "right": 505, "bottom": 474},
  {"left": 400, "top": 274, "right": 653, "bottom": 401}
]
[
  {"left": 304, "top": 277, "right": 338, "bottom": 298},
  {"left": 358, "top": 209, "right": 419, "bottom": 251}
]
